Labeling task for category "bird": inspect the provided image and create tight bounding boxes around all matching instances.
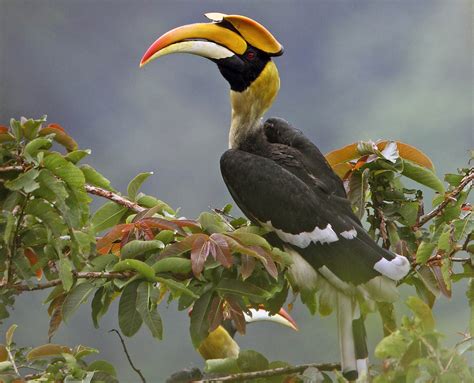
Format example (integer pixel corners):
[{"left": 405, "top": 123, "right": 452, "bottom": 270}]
[
  {"left": 196, "top": 307, "right": 297, "bottom": 360},
  {"left": 140, "top": 12, "right": 411, "bottom": 380}
]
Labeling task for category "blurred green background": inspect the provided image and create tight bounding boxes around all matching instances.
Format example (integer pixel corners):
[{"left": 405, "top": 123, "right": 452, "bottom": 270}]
[{"left": 0, "top": 0, "right": 471, "bottom": 381}]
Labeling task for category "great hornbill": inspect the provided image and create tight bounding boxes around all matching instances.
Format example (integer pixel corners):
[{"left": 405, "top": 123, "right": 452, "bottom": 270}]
[
  {"left": 196, "top": 307, "right": 297, "bottom": 360},
  {"left": 140, "top": 13, "right": 410, "bottom": 380}
]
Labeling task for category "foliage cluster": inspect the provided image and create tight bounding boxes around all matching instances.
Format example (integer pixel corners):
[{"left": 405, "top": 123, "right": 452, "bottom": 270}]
[{"left": 0, "top": 117, "right": 472, "bottom": 382}]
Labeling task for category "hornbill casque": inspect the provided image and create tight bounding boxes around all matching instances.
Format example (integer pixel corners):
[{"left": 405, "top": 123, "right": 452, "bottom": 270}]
[
  {"left": 140, "top": 13, "right": 411, "bottom": 380},
  {"left": 196, "top": 307, "right": 297, "bottom": 360}
]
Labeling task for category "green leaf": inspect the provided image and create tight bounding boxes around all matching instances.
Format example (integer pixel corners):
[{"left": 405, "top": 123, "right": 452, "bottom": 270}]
[
  {"left": 237, "top": 350, "right": 269, "bottom": 372},
  {"left": 43, "top": 153, "right": 86, "bottom": 190},
  {"left": 154, "top": 229, "right": 175, "bottom": 244},
  {"left": 415, "top": 242, "right": 436, "bottom": 264},
  {"left": 301, "top": 289, "right": 317, "bottom": 315},
  {"left": 374, "top": 331, "right": 408, "bottom": 358},
  {"left": 406, "top": 296, "right": 435, "bottom": 331},
  {"left": 401, "top": 160, "right": 445, "bottom": 193},
  {"left": 91, "top": 201, "right": 127, "bottom": 234},
  {"left": 348, "top": 169, "right": 369, "bottom": 219},
  {"left": 205, "top": 357, "right": 240, "bottom": 374},
  {"left": 25, "top": 199, "right": 66, "bottom": 236},
  {"left": 437, "top": 229, "right": 451, "bottom": 251},
  {"left": 4, "top": 168, "right": 40, "bottom": 193},
  {"left": 216, "top": 279, "right": 271, "bottom": 301},
  {"left": 5, "top": 324, "right": 17, "bottom": 347},
  {"left": 152, "top": 257, "right": 192, "bottom": 274},
  {"left": 88, "top": 360, "right": 117, "bottom": 377},
  {"left": 2, "top": 211, "right": 15, "bottom": 245},
  {"left": 0, "top": 361, "right": 13, "bottom": 372},
  {"left": 58, "top": 258, "right": 74, "bottom": 292},
  {"left": 10, "top": 118, "right": 22, "bottom": 140},
  {"left": 136, "top": 282, "right": 163, "bottom": 340},
  {"left": 198, "top": 212, "right": 228, "bottom": 233},
  {"left": 444, "top": 173, "right": 464, "bottom": 187},
  {"left": 21, "top": 116, "right": 45, "bottom": 140},
  {"left": 24, "top": 137, "right": 52, "bottom": 163},
  {"left": 136, "top": 194, "right": 174, "bottom": 214},
  {"left": 154, "top": 276, "right": 198, "bottom": 298},
  {"left": 120, "top": 240, "right": 164, "bottom": 260},
  {"left": 127, "top": 172, "right": 153, "bottom": 201},
  {"left": 227, "top": 232, "right": 272, "bottom": 251},
  {"left": 398, "top": 202, "right": 419, "bottom": 226},
  {"left": 113, "top": 259, "right": 155, "bottom": 281},
  {"left": 26, "top": 344, "right": 72, "bottom": 361},
  {"left": 118, "top": 281, "right": 143, "bottom": 337},
  {"left": 65, "top": 149, "right": 91, "bottom": 164},
  {"left": 190, "top": 289, "right": 214, "bottom": 348},
  {"left": 62, "top": 282, "right": 95, "bottom": 323},
  {"left": 80, "top": 165, "right": 113, "bottom": 191}
]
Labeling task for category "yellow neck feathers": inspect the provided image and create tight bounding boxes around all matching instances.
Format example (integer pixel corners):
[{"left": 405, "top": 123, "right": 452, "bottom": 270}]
[{"left": 229, "top": 61, "right": 280, "bottom": 148}]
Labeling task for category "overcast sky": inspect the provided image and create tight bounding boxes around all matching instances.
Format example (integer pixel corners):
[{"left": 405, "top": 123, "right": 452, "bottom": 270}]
[{"left": 1, "top": 1, "right": 471, "bottom": 381}]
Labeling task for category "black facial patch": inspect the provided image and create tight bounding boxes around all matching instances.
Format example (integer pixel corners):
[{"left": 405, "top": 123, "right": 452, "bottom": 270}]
[{"left": 213, "top": 47, "right": 271, "bottom": 92}]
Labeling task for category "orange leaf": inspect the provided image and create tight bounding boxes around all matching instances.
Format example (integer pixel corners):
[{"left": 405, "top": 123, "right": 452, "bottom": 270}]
[
  {"left": 0, "top": 125, "right": 9, "bottom": 133},
  {"left": 24, "top": 248, "right": 43, "bottom": 280},
  {"left": 325, "top": 141, "right": 434, "bottom": 172},
  {"left": 97, "top": 223, "right": 133, "bottom": 254},
  {"left": 378, "top": 141, "right": 434, "bottom": 170},
  {"left": 39, "top": 123, "right": 78, "bottom": 151}
]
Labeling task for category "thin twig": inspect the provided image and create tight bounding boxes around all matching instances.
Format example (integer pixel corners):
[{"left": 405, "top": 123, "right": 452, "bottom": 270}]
[
  {"left": 6, "top": 345, "right": 20, "bottom": 376},
  {"left": 0, "top": 271, "right": 132, "bottom": 291},
  {"left": 201, "top": 362, "right": 341, "bottom": 382},
  {"left": 0, "top": 165, "right": 23, "bottom": 172},
  {"left": 417, "top": 168, "right": 474, "bottom": 228},
  {"left": 85, "top": 184, "right": 145, "bottom": 213},
  {"left": 109, "top": 329, "right": 146, "bottom": 383}
]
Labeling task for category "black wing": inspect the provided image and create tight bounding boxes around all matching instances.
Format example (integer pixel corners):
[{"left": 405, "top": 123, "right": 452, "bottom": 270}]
[{"left": 220, "top": 118, "right": 408, "bottom": 284}]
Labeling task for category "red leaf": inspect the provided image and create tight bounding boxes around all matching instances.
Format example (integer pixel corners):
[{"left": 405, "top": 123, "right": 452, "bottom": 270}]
[
  {"left": 210, "top": 233, "right": 233, "bottom": 268},
  {"left": 250, "top": 246, "right": 279, "bottom": 280},
  {"left": 0, "top": 126, "right": 9, "bottom": 133},
  {"left": 191, "top": 236, "right": 211, "bottom": 277},
  {"left": 171, "top": 219, "right": 201, "bottom": 229},
  {"left": 226, "top": 297, "right": 246, "bottom": 335},
  {"left": 240, "top": 255, "right": 256, "bottom": 280},
  {"left": 96, "top": 224, "right": 133, "bottom": 254},
  {"left": 207, "top": 296, "right": 224, "bottom": 332},
  {"left": 140, "top": 225, "right": 155, "bottom": 241},
  {"left": 139, "top": 218, "right": 186, "bottom": 236},
  {"left": 159, "top": 233, "right": 209, "bottom": 259}
]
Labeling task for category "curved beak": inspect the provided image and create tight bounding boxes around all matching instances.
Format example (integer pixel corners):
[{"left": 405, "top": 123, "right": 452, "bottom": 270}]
[
  {"left": 140, "top": 22, "right": 247, "bottom": 67},
  {"left": 244, "top": 308, "right": 298, "bottom": 331}
]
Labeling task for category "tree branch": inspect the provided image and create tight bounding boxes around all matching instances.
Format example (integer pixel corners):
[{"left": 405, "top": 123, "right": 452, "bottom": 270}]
[
  {"left": 1, "top": 271, "right": 132, "bottom": 291},
  {"left": 85, "top": 185, "right": 145, "bottom": 213},
  {"left": 0, "top": 165, "right": 23, "bottom": 172},
  {"left": 202, "top": 362, "right": 341, "bottom": 382},
  {"left": 109, "top": 329, "right": 146, "bottom": 383},
  {"left": 417, "top": 168, "right": 473, "bottom": 228},
  {"left": 0, "top": 164, "right": 145, "bottom": 213}
]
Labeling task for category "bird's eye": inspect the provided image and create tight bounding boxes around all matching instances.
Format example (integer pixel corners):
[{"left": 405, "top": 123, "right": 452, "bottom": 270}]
[{"left": 246, "top": 51, "right": 256, "bottom": 60}]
